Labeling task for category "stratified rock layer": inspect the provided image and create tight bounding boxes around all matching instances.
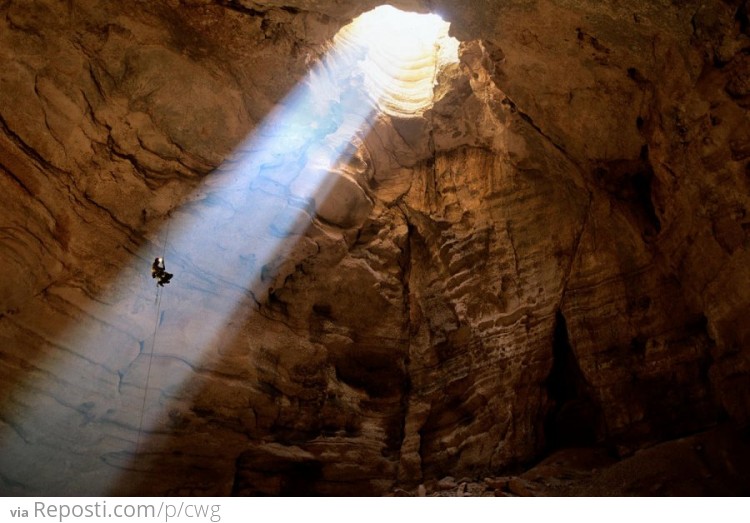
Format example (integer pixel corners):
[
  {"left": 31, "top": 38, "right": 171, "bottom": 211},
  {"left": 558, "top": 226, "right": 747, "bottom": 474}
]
[{"left": 0, "top": 0, "right": 749, "bottom": 495}]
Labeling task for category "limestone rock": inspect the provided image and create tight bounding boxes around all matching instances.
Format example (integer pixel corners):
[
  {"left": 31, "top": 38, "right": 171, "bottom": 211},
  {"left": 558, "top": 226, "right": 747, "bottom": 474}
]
[{"left": 1, "top": 0, "right": 749, "bottom": 496}]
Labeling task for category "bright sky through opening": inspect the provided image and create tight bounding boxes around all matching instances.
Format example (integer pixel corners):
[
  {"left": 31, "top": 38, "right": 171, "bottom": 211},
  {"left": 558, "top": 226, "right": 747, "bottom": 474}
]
[{"left": 336, "top": 6, "right": 459, "bottom": 116}]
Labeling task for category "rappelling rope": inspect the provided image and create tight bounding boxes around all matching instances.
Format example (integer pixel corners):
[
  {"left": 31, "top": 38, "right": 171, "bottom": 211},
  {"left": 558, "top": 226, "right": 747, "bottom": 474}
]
[{"left": 134, "top": 213, "right": 171, "bottom": 459}]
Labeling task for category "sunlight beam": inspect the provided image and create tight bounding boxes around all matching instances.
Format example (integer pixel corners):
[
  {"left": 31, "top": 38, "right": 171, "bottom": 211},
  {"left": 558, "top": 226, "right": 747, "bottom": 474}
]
[{"left": 0, "top": 6, "right": 458, "bottom": 495}]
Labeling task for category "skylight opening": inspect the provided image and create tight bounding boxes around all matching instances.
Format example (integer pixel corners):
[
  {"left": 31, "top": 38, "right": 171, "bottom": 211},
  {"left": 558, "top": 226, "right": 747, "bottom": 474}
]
[{"left": 334, "top": 5, "right": 459, "bottom": 117}]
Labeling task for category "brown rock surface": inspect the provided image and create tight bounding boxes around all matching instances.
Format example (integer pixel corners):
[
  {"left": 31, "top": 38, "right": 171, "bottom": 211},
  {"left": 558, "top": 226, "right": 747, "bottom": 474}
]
[
  {"left": 1, "top": 0, "right": 749, "bottom": 495},
  {"left": 409, "top": 425, "right": 750, "bottom": 496}
]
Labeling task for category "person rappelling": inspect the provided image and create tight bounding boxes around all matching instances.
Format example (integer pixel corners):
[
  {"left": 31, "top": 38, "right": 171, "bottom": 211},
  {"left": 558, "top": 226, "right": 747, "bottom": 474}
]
[{"left": 151, "top": 257, "right": 173, "bottom": 287}]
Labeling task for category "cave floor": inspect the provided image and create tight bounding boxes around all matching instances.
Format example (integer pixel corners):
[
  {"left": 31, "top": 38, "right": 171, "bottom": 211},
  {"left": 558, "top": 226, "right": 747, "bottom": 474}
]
[{"left": 393, "top": 424, "right": 750, "bottom": 496}]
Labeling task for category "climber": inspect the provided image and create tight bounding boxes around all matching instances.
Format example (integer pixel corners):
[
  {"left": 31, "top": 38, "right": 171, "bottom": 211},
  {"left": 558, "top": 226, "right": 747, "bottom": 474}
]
[{"left": 151, "top": 257, "right": 173, "bottom": 287}]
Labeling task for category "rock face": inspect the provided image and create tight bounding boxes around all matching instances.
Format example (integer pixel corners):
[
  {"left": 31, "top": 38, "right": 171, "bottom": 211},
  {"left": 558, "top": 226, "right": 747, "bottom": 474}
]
[{"left": 0, "top": 0, "right": 749, "bottom": 495}]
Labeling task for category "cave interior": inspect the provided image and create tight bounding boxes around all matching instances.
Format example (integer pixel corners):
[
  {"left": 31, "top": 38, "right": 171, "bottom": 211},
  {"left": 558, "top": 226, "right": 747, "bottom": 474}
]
[{"left": 1, "top": 0, "right": 750, "bottom": 496}]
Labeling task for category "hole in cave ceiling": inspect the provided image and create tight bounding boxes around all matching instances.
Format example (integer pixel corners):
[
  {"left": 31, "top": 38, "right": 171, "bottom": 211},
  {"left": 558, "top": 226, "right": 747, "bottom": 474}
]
[{"left": 333, "top": 5, "right": 459, "bottom": 118}]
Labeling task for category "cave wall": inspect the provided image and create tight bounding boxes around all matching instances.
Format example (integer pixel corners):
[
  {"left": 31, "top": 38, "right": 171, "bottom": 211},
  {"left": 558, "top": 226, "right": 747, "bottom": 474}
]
[{"left": 0, "top": 0, "right": 749, "bottom": 495}]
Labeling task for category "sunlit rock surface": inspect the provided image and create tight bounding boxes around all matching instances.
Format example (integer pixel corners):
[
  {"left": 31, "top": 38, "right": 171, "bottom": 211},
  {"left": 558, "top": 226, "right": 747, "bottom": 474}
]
[{"left": 1, "top": 0, "right": 749, "bottom": 495}]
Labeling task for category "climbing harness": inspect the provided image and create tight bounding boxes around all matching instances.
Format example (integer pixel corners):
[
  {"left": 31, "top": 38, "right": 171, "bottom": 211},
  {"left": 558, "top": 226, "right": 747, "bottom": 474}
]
[{"left": 151, "top": 257, "right": 173, "bottom": 288}]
